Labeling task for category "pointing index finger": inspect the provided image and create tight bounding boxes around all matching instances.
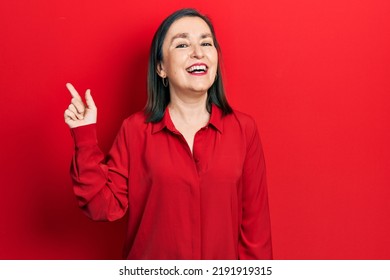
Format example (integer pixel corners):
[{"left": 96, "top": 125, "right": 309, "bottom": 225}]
[{"left": 66, "top": 83, "right": 81, "bottom": 99}]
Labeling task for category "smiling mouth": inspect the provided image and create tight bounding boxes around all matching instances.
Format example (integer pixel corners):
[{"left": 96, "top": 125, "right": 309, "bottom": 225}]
[{"left": 186, "top": 64, "right": 208, "bottom": 74}]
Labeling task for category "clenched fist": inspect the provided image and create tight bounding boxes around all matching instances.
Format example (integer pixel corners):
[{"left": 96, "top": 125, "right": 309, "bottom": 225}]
[{"left": 64, "top": 83, "right": 97, "bottom": 128}]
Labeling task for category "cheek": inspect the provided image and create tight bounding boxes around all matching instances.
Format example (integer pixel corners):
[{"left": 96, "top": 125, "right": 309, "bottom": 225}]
[
  {"left": 208, "top": 49, "right": 218, "bottom": 66},
  {"left": 165, "top": 54, "right": 187, "bottom": 74}
]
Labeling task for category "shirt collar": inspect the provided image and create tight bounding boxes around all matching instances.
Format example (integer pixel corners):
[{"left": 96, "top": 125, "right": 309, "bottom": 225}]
[
  {"left": 151, "top": 103, "right": 224, "bottom": 134},
  {"left": 208, "top": 103, "right": 223, "bottom": 133}
]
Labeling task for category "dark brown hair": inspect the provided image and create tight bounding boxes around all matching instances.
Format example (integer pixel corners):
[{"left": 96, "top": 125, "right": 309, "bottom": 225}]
[{"left": 145, "top": 8, "right": 233, "bottom": 122}]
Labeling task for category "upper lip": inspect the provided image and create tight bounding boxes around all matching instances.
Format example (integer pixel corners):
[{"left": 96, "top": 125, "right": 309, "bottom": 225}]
[{"left": 186, "top": 63, "right": 208, "bottom": 72}]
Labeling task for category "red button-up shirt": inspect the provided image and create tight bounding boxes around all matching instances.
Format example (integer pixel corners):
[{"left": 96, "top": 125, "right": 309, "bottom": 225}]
[{"left": 70, "top": 104, "right": 272, "bottom": 259}]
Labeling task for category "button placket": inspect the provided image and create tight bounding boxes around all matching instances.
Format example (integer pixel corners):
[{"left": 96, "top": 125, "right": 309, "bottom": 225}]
[{"left": 193, "top": 128, "right": 206, "bottom": 175}]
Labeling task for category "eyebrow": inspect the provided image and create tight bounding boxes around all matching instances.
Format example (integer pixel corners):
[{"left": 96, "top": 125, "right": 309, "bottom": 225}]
[
  {"left": 170, "top": 32, "right": 213, "bottom": 44},
  {"left": 200, "top": 33, "right": 213, "bottom": 39}
]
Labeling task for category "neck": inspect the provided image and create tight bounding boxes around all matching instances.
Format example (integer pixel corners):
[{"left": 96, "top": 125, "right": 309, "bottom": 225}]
[{"left": 168, "top": 92, "right": 209, "bottom": 125}]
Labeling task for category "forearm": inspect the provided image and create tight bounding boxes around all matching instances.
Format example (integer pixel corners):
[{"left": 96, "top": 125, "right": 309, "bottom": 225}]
[
  {"left": 238, "top": 119, "right": 273, "bottom": 259},
  {"left": 70, "top": 124, "right": 128, "bottom": 221}
]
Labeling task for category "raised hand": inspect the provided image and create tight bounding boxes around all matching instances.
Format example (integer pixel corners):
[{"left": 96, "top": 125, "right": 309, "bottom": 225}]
[{"left": 64, "top": 83, "right": 97, "bottom": 128}]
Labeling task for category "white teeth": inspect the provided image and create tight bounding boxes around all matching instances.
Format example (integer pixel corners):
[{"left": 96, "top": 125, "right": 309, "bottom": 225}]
[{"left": 187, "top": 65, "right": 207, "bottom": 72}]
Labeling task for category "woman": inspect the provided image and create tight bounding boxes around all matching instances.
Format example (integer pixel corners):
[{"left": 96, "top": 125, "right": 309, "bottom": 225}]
[{"left": 64, "top": 8, "right": 272, "bottom": 260}]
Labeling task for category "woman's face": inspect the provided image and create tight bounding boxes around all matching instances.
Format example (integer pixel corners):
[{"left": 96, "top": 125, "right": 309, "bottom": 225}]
[{"left": 158, "top": 16, "right": 218, "bottom": 98}]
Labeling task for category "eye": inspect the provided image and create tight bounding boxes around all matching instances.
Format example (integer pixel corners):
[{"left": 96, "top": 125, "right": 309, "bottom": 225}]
[
  {"left": 201, "top": 42, "right": 213, "bottom": 47},
  {"left": 176, "top": 44, "right": 188, "bottom": 48}
]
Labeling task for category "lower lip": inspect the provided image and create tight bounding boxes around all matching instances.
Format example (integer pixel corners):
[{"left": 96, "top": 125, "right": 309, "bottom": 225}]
[{"left": 187, "top": 70, "right": 208, "bottom": 76}]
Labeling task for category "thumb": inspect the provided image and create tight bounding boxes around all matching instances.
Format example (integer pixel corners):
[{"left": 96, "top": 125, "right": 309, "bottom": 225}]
[{"left": 85, "top": 89, "right": 96, "bottom": 109}]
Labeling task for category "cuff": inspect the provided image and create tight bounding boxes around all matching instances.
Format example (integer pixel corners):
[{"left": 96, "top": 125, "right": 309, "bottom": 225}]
[{"left": 70, "top": 124, "right": 98, "bottom": 148}]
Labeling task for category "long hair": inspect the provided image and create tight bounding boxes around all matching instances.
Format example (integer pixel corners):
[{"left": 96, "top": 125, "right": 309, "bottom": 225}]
[{"left": 145, "top": 8, "right": 233, "bottom": 123}]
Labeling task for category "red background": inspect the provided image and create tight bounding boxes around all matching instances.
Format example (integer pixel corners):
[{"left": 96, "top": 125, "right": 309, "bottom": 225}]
[{"left": 1, "top": 0, "right": 389, "bottom": 259}]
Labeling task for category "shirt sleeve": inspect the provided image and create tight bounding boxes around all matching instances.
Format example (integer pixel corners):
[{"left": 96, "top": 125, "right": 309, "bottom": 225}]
[
  {"left": 238, "top": 118, "right": 273, "bottom": 259},
  {"left": 70, "top": 122, "right": 129, "bottom": 221}
]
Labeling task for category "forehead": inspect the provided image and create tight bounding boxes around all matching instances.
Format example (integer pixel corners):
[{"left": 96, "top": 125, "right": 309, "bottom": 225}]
[{"left": 166, "top": 16, "right": 212, "bottom": 38}]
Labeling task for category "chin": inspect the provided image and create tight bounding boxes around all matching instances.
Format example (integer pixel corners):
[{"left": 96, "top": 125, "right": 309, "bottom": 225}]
[
  {"left": 190, "top": 82, "right": 214, "bottom": 93},
  {"left": 190, "top": 86, "right": 212, "bottom": 94}
]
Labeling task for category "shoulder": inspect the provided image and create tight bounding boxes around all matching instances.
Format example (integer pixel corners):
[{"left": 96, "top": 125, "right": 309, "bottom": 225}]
[
  {"left": 121, "top": 110, "right": 148, "bottom": 128},
  {"left": 116, "top": 110, "right": 150, "bottom": 138},
  {"left": 221, "top": 108, "right": 263, "bottom": 151},
  {"left": 231, "top": 109, "right": 257, "bottom": 125},
  {"left": 225, "top": 108, "right": 258, "bottom": 136},
  {"left": 229, "top": 109, "right": 264, "bottom": 152}
]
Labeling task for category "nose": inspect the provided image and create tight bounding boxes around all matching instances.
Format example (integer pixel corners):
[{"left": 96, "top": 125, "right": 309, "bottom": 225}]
[{"left": 190, "top": 44, "right": 204, "bottom": 59}]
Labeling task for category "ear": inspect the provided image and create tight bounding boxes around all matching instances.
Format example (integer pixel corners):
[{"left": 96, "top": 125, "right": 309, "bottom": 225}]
[{"left": 156, "top": 62, "right": 166, "bottom": 78}]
